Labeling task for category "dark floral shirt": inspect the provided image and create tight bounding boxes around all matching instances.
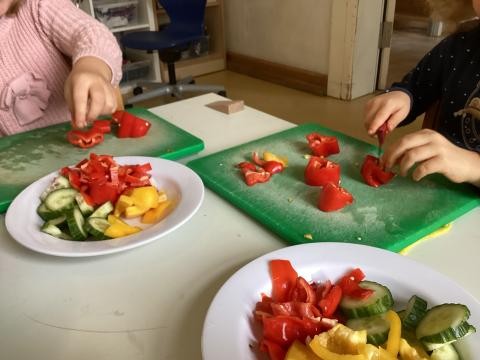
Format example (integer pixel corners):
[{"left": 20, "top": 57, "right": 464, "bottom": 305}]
[{"left": 392, "top": 25, "right": 480, "bottom": 152}]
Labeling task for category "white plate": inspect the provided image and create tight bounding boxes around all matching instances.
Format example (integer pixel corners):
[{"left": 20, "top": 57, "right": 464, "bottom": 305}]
[
  {"left": 202, "top": 243, "right": 480, "bottom": 359},
  {"left": 5, "top": 156, "right": 204, "bottom": 257}
]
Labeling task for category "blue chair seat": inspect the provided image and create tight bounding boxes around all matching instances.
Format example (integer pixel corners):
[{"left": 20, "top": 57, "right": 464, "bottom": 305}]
[{"left": 121, "top": 28, "right": 203, "bottom": 51}]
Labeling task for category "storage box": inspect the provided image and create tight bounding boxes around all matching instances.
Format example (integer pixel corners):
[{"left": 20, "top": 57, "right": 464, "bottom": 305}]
[
  {"left": 120, "top": 59, "right": 151, "bottom": 84},
  {"left": 94, "top": 0, "right": 138, "bottom": 29}
]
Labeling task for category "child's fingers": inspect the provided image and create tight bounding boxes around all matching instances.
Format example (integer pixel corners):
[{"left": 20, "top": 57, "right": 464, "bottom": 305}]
[
  {"left": 72, "top": 82, "right": 90, "bottom": 128},
  {"left": 382, "top": 131, "right": 432, "bottom": 169},
  {"left": 412, "top": 155, "right": 443, "bottom": 181},
  {"left": 86, "top": 85, "right": 105, "bottom": 122},
  {"left": 397, "top": 144, "right": 437, "bottom": 177}
]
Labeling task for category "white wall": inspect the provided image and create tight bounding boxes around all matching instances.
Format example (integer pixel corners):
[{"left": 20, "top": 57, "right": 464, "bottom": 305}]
[{"left": 224, "top": 0, "right": 333, "bottom": 74}]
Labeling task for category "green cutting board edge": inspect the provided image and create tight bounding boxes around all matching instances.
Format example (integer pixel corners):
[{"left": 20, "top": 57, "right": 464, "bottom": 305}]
[
  {"left": 0, "top": 107, "right": 204, "bottom": 213},
  {"left": 187, "top": 124, "right": 480, "bottom": 252}
]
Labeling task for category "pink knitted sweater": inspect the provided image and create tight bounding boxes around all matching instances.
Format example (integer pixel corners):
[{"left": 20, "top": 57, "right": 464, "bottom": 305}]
[{"left": 0, "top": 0, "right": 122, "bottom": 136}]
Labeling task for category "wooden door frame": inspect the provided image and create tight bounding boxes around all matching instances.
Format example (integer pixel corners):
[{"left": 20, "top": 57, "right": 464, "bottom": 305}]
[{"left": 327, "top": 0, "right": 386, "bottom": 100}]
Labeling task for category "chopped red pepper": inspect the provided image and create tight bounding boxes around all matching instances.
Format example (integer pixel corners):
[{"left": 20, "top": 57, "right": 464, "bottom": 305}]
[
  {"left": 67, "top": 128, "right": 104, "bottom": 149},
  {"left": 263, "top": 161, "right": 284, "bottom": 175},
  {"left": 377, "top": 122, "right": 389, "bottom": 147},
  {"left": 318, "top": 284, "right": 342, "bottom": 317},
  {"left": 244, "top": 170, "right": 271, "bottom": 186},
  {"left": 306, "top": 132, "right": 340, "bottom": 157},
  {"left": 92, "top": 120, "right": 112, "bottom": 134},
  {"left": 361, "top": 155, "right": 396, "bottom": 187},
  {"left": 252, "top": 151, "right": 266, "bottom": 166},
  {"left": 336, "top": 268, "right": 373, "bottom": 299},
  {"left": 318, "top": 182, "right": 354, "bottom": 212},
  {"left": 270, "top": 259, "right": 298, "bottom": 303},
  {"left": 114, "top": 111, "right": 151, "bottom": 138},
  {"left": 304, "top": 156, "right": 341, "bottom": 187}
]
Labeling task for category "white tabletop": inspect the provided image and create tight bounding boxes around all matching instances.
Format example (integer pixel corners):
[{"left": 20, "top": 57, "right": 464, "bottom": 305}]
[{"left": 0, "top": 93, "right": 478, "bottom": 360}]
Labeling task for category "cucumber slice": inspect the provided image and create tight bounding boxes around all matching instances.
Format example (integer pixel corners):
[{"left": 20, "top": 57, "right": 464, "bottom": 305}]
[
  {"left": 346, "top": 313, "right": 389, "bottom": 345},
  {"left": 85, "top": 217, "right": 111, "bottom": 240},
  {"left": 66, "top": 207, "right": 88, "bottom": 241},
  {"left": 402, "top": 295, "right": 428, "bottom": 330},
  {"left": 37, "top": 202, "right": 65, "bottom": 221},
  {"left": 416, "top": 304, "right": 475, "bottom": 346},
  {"left": 89, "top": 201, "right": 114, "bottom": 218},
  {"left": 422, "top": 323, "right": 475, "bottom": 351},
  {"left": 41, "top": 223, "right": 72, "bottom": 240},
  {"left": 44, "top": 188, "right": 78, "bottom": 213},
  {"left": 40, "top": 175, "right": 71, "bottom": 201},
  {"left": 340, "top": 281, "right": 394, "bottom": 318},
  {"left": 75, "top": 194, "right": 94, "bottom": 216},
  {"left": 430, "top": 343, "right": 460, "bottom": 360}
]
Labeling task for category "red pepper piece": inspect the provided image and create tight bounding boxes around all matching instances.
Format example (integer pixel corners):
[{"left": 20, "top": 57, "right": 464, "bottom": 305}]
[
  {"left": 67, "top": 129, "right": 104, "bottom": 148},
  {"left": 336, "top": 268, "right": 373, "bottom": 299},
  {"left": 263, "top": 160, "right": 284, "bottom": 175},
  {"left": 306, "top": 132, "right": 340, "bottom": 157},
  {"left": 318, "top": 182, "right": 354, "bottom": 212},
  {"left": 244, "top": 170, "right": 271, "bottom": 186},
  {"left": 304, "top": 156, "right": 340, "bottom": 186},
  {"left": 252, "top": 151, "right": 266, "bottom": 166},
  {"left": 377, "top": 122, "right": 389, "bottom": 147},
  {"left": 237, "top": 161, "right": 257, "bottom": 173},
  {"left": 318, "top": 284, "right": 342, "bottom": 318},
  {"left": 361, "top": 155, "right": 395, "bottom": 187},
  {"left": 115, "top": 111, "right": 151, "bottom": 138},
  {"left": 88, "top": 180, "right": 119, "bottom": 205},
  {"left": 92, "top": 120, "right": 112, "bottom": 134},
  {"left": 269, "top": 259, "right": 298, "bottom": 303}
]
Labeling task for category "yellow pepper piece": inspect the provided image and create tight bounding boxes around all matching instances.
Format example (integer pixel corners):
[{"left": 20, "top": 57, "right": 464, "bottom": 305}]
[
  {"left": 114, "top": 194, "right": 135, "bottom": 216},
  {"left": 286, "top": 340, "right": 321, "bottom": 360},
  {"left": 141, "top": 200, "right": 172, "bottom": 224},
  {"left": 157, "top": 191, "right": 168, "bottom": 204},
  {"left": 263, "top": 151, "right": 288, "bottom": 167},
  {"left": 124, "top": 205, "right": 149, "bottom": 218},
  {"left": 108, "top": 214, "right": 123, "bottom": 225},
  {"left": 129, "top": 186, "right": 159, "bottom": 209},
  {"left": 308, "top": 341, "right": 366, "bottom": 360},
  {"left": 104, "top": 216, "right": 142, "bottom": 238},
  {"left": 385, "top": 310, "right": 401, "bottom": 357}
]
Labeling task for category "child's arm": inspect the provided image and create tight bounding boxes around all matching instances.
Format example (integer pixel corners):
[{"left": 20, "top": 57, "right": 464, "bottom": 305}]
[
  {"left": 33, "top": 0, "right": 122, "bottom": 127},
  {"left": 381, "top": 129, "right": 480, "bottom": 187}
]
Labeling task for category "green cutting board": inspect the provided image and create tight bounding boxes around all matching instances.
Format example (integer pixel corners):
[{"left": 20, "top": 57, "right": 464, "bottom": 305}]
[
  {"left": 187, "top": 124, "right": 480, "bottom": 252},
  {"left": 0, "top": 107, "right": 204, "bottom": 213}
]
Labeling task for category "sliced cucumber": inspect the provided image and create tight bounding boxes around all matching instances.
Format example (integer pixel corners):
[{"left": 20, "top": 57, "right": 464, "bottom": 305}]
[
  {"left": 422, "top": 323, "right": 475, "bottom": 351},
  {"left": 340, "top": 281, "right": 394, "bottom": 318},
  {"left": 85, "top": 217, "right": 111, "bottom": 240},
  {"left": 37, "top": 202, "right": 65, "bottom": 221},
  {"left": 430, "top": 343, "right": 460, "bottom": 360},
  {"left": 416, "top": 304, "right": 475, "bottom": 347},
  {"left": 44, "top": 188, "right": 78, "bottom": 213},
  {"left": 346, "top": 313, "right": 389, "bottom": 345},
  {"left": 66, "top": 207, "right": 88, "bottom": 241},
  {"left": 89, "top": 201, "right": 114, "bottom": 218},
  {"left": 40, "top": 175, "right": 70, "bottom": 201},
  {"left": 402, "top": 295, "right": 428, "bottom": 330},
  {"left": 75, "top": 193, "right": 94, "bottom": 216},
  {"left": 41, "top": 223, "right": 72, "bottom": 240}
]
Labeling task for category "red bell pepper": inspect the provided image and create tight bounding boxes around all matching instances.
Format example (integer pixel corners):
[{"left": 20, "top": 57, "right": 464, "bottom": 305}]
[
  {"left": 114, "top": 111, "right": 151, "bottom": 138},
  {"left": 92, "top": 119, "right": 112, "bottom": 134},
  {"left": 263, "top": 161, "right": 284, "bottom": 175},
  {"left": 262, "top": 316, "right": 323, "bottom": 348},
  {"left": 244, "top": 170, "right": 271, "bottom": 186},
  {"left": 361, "top": 155, "right": 396, "bottom": 187},
  {"left": 318, "top": 284, "right": 342, "bottom": 317},
  {"left": 269, "top": 259, "right": 298, "bottom": 303},
  {"left": 304, "top": 156, "right": 340, "bottom": 186},
  {"left": 67, "top": 128, "right": 104, "bottom": 149},
  {"left": 336, "top": 268, "right": 373, "bottom": 299},
  {"left": 259, "top": 339, "right": 286, "bottom": 360},
  {"left": 318, "top": 182, "right": 354, "bottom": 212},
  {"left": 306, "top": 132, "right": 340, "bottom": 157},
  {"left": 377, "top": 122, "right": 389, "bottom": 147}
]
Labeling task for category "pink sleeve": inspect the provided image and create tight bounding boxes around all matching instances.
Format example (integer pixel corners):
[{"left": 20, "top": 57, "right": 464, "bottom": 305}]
[{"left": 33, "top": 0, "right": 123, "bottom": 85}]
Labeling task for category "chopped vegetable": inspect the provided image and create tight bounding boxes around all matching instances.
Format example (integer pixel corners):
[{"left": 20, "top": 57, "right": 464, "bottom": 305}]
[
  {"left": 306, "top": 132, "right": 340, "bottom": 157},
  {"left": 361, "top": 155, "right": 395, "bottom": 187},
  {"left": 318, "top": 182, "right": 354, "bottom": 212},
  {"left": 385, "top": 310, "right": 401, "bottom": 357},
  {"left": 67, "top": 128, "right": 104, "bottom": 148},
  {"left": 112, "top": 110, "right": 151, "bottom": 138},
  {"left": 304, "top": 156, "right": 341, "bottom": 187}
]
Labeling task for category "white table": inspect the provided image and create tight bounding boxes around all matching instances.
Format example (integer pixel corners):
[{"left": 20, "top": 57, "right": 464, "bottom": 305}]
[{"left": 0, "top": 94, "right": 478, "bottom": 360}]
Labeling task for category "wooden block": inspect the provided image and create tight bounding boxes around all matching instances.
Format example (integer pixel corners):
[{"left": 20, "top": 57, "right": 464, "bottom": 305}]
[{"left": 206, "top": 100, "right": 244, "bottom": 114}]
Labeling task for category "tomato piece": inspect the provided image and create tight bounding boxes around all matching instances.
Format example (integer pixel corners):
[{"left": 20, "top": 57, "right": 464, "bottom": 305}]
[
  {"left": 263, "top": 161, "right": 284, "bottom": 175},
  {"left": 92, "top": 120, "right": 112, "bottom": 134},
  {"left": 318, "top": 182, "right": 353, "bottom": 212},
  {"left": 306, "top": 132, "right": 340, "bottom": 157},
  {"left": 304, "top": 156, "right": 340, "bottom": 186},
  {"left": 67, "top": 129, "right": 104, "bottom": 148},
  {"left": 270, "top": 260, "right": 298, "bottom": 303},
  {"left": 318, "top": 284, "right": 342, "bottom": 318},
  {"left": 361, "top": 155, "right": 395, "bottom": 187}
]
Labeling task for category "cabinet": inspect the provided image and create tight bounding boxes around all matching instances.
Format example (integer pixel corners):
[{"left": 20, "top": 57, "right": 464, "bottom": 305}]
[
  {"left": 77, "top": 0, "right": 161, "bottom": 93},
  {"left": 155, "top": 0, "right": 226, "bottom": 81}
]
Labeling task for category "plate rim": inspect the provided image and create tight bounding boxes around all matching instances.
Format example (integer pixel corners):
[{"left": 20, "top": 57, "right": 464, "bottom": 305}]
[
  {"left": 5, "top": 156, "right": 204, "bottom": 257},
  {"left": 201, "top": 242, "right": 480, "bottom": 359}
]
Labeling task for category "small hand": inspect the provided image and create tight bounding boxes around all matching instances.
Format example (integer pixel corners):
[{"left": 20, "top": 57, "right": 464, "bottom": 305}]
[
  {"left": 381, "top": 129, "right": 480, "bottom": 185},
  {"left": 64, "top": 57, "right": 117, "bottom": 128},
  {"left": 364, "top": 90, "right": 411, "bottom": 136}
]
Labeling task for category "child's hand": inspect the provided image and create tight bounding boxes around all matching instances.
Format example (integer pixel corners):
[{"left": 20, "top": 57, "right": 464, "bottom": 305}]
[
  {"left": 364, "top": 90, "right": 411, "bottom": 136},
  {"left": 64, "top": 57, "right": 117, "bottom": 129},
  {"left": 381, "top": 129, "right": 480, "bottom": 186}
]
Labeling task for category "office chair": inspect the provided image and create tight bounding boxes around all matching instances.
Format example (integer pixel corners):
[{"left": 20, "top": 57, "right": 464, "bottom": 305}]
[{"left": 120, "top": 0, "right": 226, "bottom": 104}]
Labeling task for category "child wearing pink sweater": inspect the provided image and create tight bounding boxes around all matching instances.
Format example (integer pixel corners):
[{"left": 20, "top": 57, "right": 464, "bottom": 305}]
[{"left": 0, "top": 0, "right": 123, "bottom": 136}]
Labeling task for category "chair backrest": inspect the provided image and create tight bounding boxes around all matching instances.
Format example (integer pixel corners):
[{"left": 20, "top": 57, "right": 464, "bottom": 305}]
[{"left": 158, "top": 0, "right": 207, "bottom": 35}]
